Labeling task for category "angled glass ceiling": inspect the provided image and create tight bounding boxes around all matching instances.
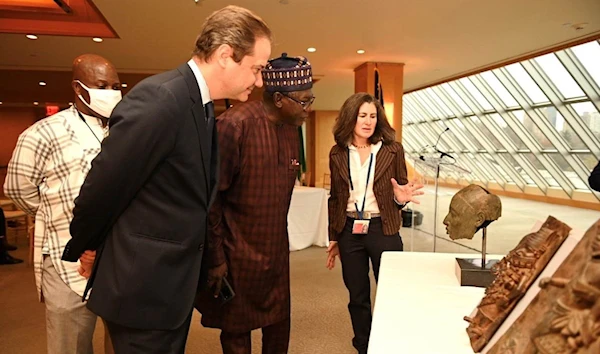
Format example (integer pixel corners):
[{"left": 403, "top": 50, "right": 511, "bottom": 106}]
[{"left": 403, "top": 40, "right": 600, "bottom": 199}]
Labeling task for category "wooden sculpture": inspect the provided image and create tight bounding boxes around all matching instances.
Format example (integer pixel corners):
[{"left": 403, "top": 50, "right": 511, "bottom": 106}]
[
  {"left": 488, "top": 218, "right": 600, "bottom": 354},
  {"left": 464, "top": 216, "right": 571, "bottom": 352}
]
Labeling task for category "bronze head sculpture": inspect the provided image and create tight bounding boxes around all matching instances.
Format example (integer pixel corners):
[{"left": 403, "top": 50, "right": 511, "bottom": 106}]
[{"left": 443, "top": 184, "right": 502, "bottom": 240}]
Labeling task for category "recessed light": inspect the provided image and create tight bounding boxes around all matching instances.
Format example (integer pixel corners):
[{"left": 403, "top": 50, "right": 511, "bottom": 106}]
[
  {"left": 357, "top": 49, "right": 365, "bottom": 54},
  {"left": 121, "top": 83, "right": 128, "bottom": 88},
  {"left": 39, "top": 81, "right": 46, "bottom": 86},
  {"left": 68, "top": 102, "right": 73, "bottom": 105},
  {"left": 0, "top": 101, "right": 3, "bottom": 105},
  {"left": 33, "top": 101, "right": 39, "bottom": 105},
  {"left": 307, "top": 47, "right": 316, "bottom": 53},
  {"left": 26, "top": 34, "right": 38, "bottom": 40},
  {"left": 92, "top": 37, "right": 103, "bottom": 43}
]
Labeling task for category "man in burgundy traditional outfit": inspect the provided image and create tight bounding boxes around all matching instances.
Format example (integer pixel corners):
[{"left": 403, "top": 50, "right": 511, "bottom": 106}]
[{"left": 198, "top": 53, "right": 315, "bottom": 354}]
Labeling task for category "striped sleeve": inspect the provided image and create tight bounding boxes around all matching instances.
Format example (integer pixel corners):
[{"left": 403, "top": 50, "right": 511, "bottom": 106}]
[{"left": 4, "top": 125, "right": 50, "bottom": 216}]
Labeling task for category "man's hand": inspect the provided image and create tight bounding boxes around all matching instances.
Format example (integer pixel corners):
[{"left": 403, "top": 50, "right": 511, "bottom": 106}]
[
  {"left": 78, "top": 250, "right": 96, "bottom": 279},
  {"left": 207, "top": 262, "right": 228, "bottom": 298}
]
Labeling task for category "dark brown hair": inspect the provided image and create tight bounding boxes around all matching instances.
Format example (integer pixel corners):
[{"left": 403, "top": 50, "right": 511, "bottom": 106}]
[
  {"left": 333, "top": 92, "right": 396, "bottom": 148},
  {"left": 193, "top": 5, "right": 272, "bottom": 63}
]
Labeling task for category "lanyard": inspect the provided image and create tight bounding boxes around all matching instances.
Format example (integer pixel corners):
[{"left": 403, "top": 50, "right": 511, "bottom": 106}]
[
  {"left": 348, "top": 150, "right": 373, "bottom": 220},
  {"left": 75, "top": 108, "right": 102, "bottom": 145}
]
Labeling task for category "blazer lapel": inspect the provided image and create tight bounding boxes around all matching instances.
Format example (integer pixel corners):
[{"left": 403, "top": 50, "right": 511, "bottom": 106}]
[
  {"left": 374, "top": 144, "right": 396, "bottom": 184},
  {"left": 179, "top": 64, "right": 210, "bottom": 192},
  {"left": 332, "top": 147, "right": 350, "bottom": 187}
]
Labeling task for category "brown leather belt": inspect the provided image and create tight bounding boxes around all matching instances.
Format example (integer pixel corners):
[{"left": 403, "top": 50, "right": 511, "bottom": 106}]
[{"left": 346, "top": 211, "right": 381, "bottom": 219}]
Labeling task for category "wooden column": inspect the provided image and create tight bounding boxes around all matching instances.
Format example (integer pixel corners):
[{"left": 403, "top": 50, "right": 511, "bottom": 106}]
[{"left": 354, "top": 62, "right": 405, "bottom": 142}]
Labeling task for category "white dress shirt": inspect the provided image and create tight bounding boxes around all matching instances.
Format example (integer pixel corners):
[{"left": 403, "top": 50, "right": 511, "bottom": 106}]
[
  {"left": 346, "top": 141, "right": 383, "bottom": 214},
  {"left": 187, "top": 58, "right": 212, "bottom": 104}
]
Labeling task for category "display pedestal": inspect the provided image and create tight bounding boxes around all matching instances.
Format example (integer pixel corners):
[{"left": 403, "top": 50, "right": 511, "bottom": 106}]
[
  {"left": 455, "top": 258, "right": 498, "bottom": 287},
  {"left": 455, "top": 226, "right": 497, "bottom": 287}
]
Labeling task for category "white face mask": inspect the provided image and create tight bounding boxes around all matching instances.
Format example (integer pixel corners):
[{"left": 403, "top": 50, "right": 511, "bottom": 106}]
[{"left": 75, "top": 80, "right": 122, "bottom": 118}]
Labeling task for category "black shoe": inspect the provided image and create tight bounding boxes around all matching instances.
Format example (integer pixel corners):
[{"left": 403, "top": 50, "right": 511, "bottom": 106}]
[
  {"left": 4, "top": 243, "right": 17, "bottom": 251},
  {"left": 0, "top": 253, "right": 24, "bottom": 265}
]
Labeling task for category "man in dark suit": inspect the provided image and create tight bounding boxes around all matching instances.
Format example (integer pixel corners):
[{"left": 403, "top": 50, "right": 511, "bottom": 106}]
[{"left": 61, "top": 6, "right": 272, "bottom": 353}]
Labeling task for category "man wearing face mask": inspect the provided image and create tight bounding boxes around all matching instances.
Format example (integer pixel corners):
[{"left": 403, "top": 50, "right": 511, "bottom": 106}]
[
  {"left": 4, "top": 53, "right": 120, "bottom": 354},
  {"left": 196, "top": 53, "right": 314, "bottom": 354}
]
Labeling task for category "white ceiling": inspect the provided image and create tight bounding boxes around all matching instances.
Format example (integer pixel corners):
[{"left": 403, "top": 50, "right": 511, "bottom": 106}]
[{"left": 0, "top": 0, "right": 599, "bottom": 110}]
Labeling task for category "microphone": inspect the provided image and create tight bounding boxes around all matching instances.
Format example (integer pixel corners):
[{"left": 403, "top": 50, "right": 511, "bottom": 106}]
[
  {"left": 433, "top": 127, "right": 450, "bottom": 151},
  {"left": 433, "top": 127, "right": 454, "bottom": 160}
]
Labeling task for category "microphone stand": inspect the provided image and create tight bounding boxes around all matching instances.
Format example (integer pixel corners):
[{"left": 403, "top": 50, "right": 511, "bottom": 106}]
[{"left": 432, "top": 127, "right": 451, "bottom": 252}]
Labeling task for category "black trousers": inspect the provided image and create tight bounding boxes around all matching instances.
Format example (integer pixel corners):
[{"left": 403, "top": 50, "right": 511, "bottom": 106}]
[
  {"left": 338, "top": 217, "right": 403, "bottom": 354},
  {"left": 105, "top": 311, "right": 193, "bottom": 354}
]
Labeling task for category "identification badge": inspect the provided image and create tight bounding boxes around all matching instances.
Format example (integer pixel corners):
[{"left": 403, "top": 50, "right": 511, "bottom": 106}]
[{"left": 352, "top": 220, "right": 370, "bottom": 235}]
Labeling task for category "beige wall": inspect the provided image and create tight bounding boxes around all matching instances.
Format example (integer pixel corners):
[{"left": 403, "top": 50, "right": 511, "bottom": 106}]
[{"left": 314, "top": 110, "right": 338, "bottom": 188}]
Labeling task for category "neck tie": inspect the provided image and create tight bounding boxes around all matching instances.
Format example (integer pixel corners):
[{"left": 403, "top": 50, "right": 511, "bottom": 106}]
[{"left": 205, "top": 101, "right": 215, "bottom": 124}]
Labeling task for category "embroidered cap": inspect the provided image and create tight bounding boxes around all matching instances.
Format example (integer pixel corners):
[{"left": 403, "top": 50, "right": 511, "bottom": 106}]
[{"left": 262, "top": 53, "right": 313, "bottom": 92}]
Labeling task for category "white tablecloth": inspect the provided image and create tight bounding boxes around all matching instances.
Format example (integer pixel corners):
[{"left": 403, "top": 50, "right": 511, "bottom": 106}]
[
  {"left": 368, "top": 252, "right": 499, "bottom": 354},
  {"left": 288, "top": 186, "right": 329, "bottom": 251},
  {"left": 369, "top": 229, "right": 582, "bottom": 354}
]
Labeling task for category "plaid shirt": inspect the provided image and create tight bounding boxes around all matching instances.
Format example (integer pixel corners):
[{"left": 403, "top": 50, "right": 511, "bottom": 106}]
[{"left": 4, "top": 106, "right": 107, "bottom": 299}]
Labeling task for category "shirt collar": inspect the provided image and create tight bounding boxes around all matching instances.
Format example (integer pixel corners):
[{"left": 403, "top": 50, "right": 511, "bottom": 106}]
[
  {"left": 187, "top": 58, "right": 211, "bottom": 105},
  {"left": 72, "top": 105, "right": 104, "bottom": 127}
]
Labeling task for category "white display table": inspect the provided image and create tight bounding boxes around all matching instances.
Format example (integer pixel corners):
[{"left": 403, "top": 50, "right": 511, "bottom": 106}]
[{"left": 368, "top": 252, "right": 500, "bottom": 354}]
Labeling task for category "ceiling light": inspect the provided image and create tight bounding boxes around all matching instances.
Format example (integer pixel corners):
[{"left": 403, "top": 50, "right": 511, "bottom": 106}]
[
  {"left": 357, "top": 49, "right": 365, "bottom": 54},
  {"left": 26, "top": 34, "right": 38, "bottom": 40},
  {"left": 68, "top": 102, "right": 73, "bottom": 105},
  {"left": 92, "top": 37, "right": 103, "bottom": 43},
  {"left": 33, "top": 101, "right": 39, "bottom": 105},
  {"left": 307, "top": 47, "right": 316, "bottom": 53},
  {"left": 0, "top": 101, "right": 3, "bottom": 105},
  {"left": 39, "top": 81, "right": 46, "bottom": 86},
  {"left": 121, "top": 83, "right": 128, "bottom": 88}
]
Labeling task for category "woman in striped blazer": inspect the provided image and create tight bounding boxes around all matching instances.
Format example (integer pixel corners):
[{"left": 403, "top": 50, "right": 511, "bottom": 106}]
[{"left": 326, "top": 92, "right": 424, "bottom": 354}]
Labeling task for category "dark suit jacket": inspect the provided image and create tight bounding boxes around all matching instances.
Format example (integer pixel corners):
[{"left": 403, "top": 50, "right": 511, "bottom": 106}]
[
  {"left": 328, "top": 141, "right": 408, "bottom": 241},
  {"left": 61, "top": 63, "right": 218, "bottom": 330}
]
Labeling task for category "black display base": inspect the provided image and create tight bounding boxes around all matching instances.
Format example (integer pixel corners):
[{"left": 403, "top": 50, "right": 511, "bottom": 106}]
[{"left": 455, "top": 258, "right": 498, "bottom": 288}]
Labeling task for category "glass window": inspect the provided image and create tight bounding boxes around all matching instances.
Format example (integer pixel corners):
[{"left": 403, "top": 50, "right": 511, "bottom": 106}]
[
  {"left": 458, "top": 78, "right": 494, "bottom": 111},
  {"left": 413, "top": 92, "right": 441, "bottom": 119},
  {"left": 470, "top": 116, "right": 504, "bottom": 150},
  {"left": 425, "top": 88, "right": 455, "bottom": 118},
  {"left": 472, "top": 155, "right": 496, "bottom": 182},
  {"left": 571, "top": 41, "right": 600, "bottom": 89},
  {"left": 483, "top": 153, "right": 513, "bottom": 182},
  {"left": 499, "top": 153, "right": 535, "bottom": 185},
  {"left": 537, "top": 107, "right": 587, "bottom": 150},
  {"left": 511, "top": 110, "right": 554, "bottom": 150},
  {"left": 441, "top": 83, "right": 472, "bottom": 114},
  {"left": 577, "top": 153, "right": 599, "bottom": 172},
  {"left": 505, "top": 63, "right": 549, "bottom": 104},
  {"left": 534, "top": 53, "right": 585, "bottom": 99},
  {"left": 488, "top": 113, "right": 527, "bottom": 150},
  {"left": 435, "top": 120, "right": 466, "bottom": 152},
  {"left": 481, "top": 71, "right": 519, "bottom": 107},
  {"left": 522, "top": 153, "right": 559, "bottom": 187},
  {"left": 571, "top": 102, "right": 600, "bottom": 137},
  {"left": 449, "top": 119, "right": 485, "bottom": 150},
  {"left": 405, "top": 95, "right": 429, "bottom": 122},
  {"left": 547, "top": 153, "right": 587, "bottom": 190}
]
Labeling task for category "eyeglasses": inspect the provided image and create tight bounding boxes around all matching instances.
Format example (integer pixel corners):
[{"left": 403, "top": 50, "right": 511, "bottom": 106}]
[{"left": 281, "top": 93, "right": 315, "bottom": 111}]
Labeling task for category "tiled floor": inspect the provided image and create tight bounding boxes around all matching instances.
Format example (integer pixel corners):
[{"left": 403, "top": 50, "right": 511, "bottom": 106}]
[{"left": 399, "top": 186, "right": 599, "bottom": 256}]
